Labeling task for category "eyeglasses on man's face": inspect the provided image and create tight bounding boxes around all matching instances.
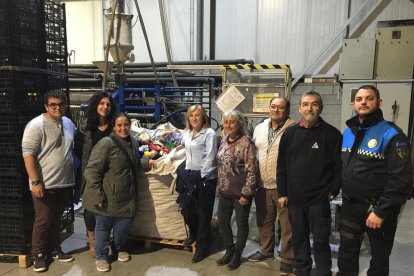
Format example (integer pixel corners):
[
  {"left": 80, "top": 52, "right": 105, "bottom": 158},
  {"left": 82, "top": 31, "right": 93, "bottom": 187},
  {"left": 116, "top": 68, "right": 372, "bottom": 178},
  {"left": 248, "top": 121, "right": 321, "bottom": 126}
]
[
  {"left": 300, "top": 102, "right": 320, "bottom": 108},
  {"left": 47, "top": 102, "right": 67, "bottom": 109},
  {"left": 270, "top": 105, "right": 286, "bottom": 111}
]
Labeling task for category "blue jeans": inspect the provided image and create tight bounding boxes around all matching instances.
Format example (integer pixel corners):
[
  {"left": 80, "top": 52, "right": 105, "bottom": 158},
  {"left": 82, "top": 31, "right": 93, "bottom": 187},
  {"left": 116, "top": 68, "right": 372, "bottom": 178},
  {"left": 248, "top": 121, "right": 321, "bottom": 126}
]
[{"left": 95, "top": 215, "right": 133, "bottom": 260}]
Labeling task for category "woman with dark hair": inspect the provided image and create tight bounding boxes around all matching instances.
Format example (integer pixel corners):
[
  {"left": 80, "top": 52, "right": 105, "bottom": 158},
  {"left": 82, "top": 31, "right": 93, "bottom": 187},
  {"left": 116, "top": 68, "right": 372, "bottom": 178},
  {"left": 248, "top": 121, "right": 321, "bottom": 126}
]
[
  {"left": 75, "top": 92, "right": 116, "bottom": 258},
  {"left": 216, "top": 109, "right": 258, "bottom": 271},
  {"left": 83, "top": 113, "right": 152, "bottom": 272},
  {"left": 177, "top": 104, "right": 219, "bottom": 263}
]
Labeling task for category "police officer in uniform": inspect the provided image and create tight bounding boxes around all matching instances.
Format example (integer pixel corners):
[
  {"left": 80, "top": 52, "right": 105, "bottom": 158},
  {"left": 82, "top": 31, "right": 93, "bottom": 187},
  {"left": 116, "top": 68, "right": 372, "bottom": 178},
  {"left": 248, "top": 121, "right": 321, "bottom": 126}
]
[{"left": 338, "top": 85, "right": 413, "bottom": 276}]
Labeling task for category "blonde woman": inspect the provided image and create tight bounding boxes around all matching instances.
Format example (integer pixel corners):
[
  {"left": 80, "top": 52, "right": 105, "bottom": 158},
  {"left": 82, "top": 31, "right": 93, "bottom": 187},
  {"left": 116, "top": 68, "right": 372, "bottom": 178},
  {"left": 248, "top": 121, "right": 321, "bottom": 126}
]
[{"left": 177, "top": 105, "right": 219, "bottom": 263}]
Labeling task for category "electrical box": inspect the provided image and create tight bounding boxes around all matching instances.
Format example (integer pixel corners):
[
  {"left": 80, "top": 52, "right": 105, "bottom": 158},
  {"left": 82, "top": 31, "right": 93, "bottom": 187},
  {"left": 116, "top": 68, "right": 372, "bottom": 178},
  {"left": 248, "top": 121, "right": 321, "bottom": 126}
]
[
  {"left": 339, "top": 39, "right": 376, "bottom": 80},
  {"left": 375, "top": 20, "right": 414, "bottom": 80}
]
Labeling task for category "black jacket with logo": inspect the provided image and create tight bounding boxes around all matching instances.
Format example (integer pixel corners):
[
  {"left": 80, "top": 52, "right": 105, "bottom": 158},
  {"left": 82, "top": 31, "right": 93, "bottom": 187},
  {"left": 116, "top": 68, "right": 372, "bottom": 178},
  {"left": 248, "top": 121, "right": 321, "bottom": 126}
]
[
  {"left": 342, "top": 109, "right": 413, "bottom": 219},
  {"left": 277, "top": 118, "right": 342, "bottom": 207}
]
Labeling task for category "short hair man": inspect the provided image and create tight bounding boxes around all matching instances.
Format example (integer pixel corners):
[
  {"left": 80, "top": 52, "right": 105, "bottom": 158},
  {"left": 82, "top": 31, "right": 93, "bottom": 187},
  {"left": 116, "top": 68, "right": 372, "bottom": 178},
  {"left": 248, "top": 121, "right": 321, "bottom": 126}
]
[
  {"left": 22, "top": 89, "right": 77, "bottom": 272},
  {"left": 337, "top": 85, "right": 413, "bottom": 276},
  {"left": 249, "top": 97, "right": 295, "bottom": 275},
  {"left": 277, "top": 91, "right": 342, "bottom": 276}
]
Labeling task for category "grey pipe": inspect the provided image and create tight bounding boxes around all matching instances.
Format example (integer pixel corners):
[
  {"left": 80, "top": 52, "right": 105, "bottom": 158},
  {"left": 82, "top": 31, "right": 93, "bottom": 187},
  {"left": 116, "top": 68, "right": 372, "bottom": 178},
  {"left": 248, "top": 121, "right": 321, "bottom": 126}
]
[
  {"left": 196, "top": 0, "right": 204, "bottom": 60},
  {"left": 69, "top": 59, "right": 254, "bottom": 69},
  {"left": 69, "top": 77, "right": 218, "bottom": 83}
]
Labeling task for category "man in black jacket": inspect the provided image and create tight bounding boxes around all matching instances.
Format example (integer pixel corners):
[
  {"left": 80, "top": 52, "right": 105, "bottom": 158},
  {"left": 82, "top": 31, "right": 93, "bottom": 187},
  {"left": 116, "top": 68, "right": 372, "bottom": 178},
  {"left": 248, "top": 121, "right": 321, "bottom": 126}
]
[
  {"left": 277, "top": 91, "right": 342, "bottom": 276},
  {"left": 337, "top": 85, "right": 413, "bottom": 276}
]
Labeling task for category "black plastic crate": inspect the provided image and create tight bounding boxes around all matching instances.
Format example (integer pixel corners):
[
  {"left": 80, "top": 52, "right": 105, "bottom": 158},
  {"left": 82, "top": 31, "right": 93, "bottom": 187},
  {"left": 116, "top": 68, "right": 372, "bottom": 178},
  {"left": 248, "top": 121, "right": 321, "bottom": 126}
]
[
  {"left": 0, "top": 155, "right": 21, "bottom": 175},
  {"left": 0, "top": 175, "right": 27, "bottom": 198},
  {"left": 0, "top": 46, "right": 41, "bottom": 67},
  {"left": 0, "top": 13, "right": 39, "bottom": 49},
  {"left": 0, "top": 198, "right": 25, "bottom": 218},
  {"left": 0, "top": 113, "right": 18, "bottom": 133},
  {"left": 0, "top": 237, "right": 30, "bottom": 254},
  {"left": 0, "top": 217, "right": 32, "bottom": 254},
  {"left": 0, "top": 90, "right": 43, "bottom": 113},
  {"left": 60, "top": 203, "right": 74, "bottom": 231},
  {"left": 0, "top": 114, "right": 36, "bottom": 133},
  {"left": 0, "top": 0, "right": 39, "bottom": 14},
  {"left": 0, "top": 71, "right": 44, "bottom": 92},
  {"left": 0, "top": 132, "right": 21, "bottom": 155}
]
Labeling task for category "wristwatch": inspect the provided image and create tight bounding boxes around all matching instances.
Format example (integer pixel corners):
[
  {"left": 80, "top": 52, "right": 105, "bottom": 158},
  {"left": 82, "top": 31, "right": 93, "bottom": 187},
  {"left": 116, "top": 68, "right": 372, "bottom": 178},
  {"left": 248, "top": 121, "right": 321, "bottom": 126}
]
[{"left": 31, "top": 179, "right": 41, "bottom": 186}]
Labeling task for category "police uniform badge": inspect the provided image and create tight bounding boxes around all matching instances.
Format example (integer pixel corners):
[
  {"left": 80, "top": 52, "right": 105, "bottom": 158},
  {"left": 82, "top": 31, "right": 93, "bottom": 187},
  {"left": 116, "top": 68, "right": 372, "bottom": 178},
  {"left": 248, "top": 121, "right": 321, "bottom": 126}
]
[
  {"left": 396, "top": 141, "right": 409, "bottom": 161},
  {"left": 368, "top": 139, "right": 377, "bottom": 148}
]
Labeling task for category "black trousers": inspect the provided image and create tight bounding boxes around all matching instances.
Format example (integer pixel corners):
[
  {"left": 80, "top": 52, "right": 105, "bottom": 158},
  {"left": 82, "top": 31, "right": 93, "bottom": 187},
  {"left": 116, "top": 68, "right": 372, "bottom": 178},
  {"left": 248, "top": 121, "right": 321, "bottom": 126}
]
[
  {"left": 288, "top": 201, "right": 332, "bottom": 276},
  {"left": 184, "top": 178, "right": 217, "bottom": 251},
  {"left": 337, "top": 199, "right": 400, "bottom": 276},
  {"left": 84, "top": 208, "right": 96, "bottom": 232},
  {"left": 217, "top": 195, "right": 253, "bottom": 251}
]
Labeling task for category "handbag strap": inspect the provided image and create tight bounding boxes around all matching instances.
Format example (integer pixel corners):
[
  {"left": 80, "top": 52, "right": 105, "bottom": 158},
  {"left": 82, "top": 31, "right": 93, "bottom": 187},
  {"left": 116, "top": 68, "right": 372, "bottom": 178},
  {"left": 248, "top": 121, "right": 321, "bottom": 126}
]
[{"left": 110, "top": 135, "right": 138, "bottom": 184}]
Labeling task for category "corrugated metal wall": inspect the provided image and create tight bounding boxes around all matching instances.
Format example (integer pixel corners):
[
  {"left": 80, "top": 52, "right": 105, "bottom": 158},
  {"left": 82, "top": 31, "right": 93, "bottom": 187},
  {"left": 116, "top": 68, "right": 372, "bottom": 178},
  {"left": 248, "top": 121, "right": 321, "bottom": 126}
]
[{"left": 64, "top": 0, "right": 414, "bottom": 76}]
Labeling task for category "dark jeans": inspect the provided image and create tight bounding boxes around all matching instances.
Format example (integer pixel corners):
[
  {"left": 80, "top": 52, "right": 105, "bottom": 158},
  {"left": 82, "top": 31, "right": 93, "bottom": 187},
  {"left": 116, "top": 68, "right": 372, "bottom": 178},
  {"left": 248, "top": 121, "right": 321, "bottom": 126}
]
[
  {"left": 84, "top": 208, "right": 96, "bottom": 232},
  {"left": 337, "top": 199, "right": 400, "bottom": 276},
  {"left": 218, "top": 195, "right": 253, "bottom": 251},
  {"left": 95, "top": 215, "right": 133, "bottom": 260},
  {"left": 288, "top": 201, "right": 332, "bottom": 276},
  {"left": 184, "top": 178, "right": 217, "bottom": 251},
  {"left": 31, "top": 187, "right": 73, "bottom": 256}
]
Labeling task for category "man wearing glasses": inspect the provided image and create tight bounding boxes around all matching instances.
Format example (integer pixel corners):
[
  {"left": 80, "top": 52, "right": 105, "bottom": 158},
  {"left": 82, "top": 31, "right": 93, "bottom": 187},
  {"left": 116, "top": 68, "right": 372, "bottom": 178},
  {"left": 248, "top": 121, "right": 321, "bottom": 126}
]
[
  {"left": 22, "top": 89, "right": 77, "bottom": 272},
  {"left": 277, "top": 91, "right": 342, "bottom": 276},
  {"left": 249, "top": 97, "right": 295, "bottom": 275}
]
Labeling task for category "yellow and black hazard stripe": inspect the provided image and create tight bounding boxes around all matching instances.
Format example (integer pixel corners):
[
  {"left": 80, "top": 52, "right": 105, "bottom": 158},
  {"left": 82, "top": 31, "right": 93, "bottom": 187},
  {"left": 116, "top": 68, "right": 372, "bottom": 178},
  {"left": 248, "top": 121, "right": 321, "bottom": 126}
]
[{"left": 220, "top": 64, "right": 290, "bottom": 70}]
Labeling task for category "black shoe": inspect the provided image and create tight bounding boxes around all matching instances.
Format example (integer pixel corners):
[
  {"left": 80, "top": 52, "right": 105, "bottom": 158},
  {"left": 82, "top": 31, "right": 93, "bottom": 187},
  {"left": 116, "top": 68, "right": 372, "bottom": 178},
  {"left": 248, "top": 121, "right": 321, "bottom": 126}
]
[
  {"left": 216, "top": 247, "right": 233, "bottom": 266},
  {"left": 226, "top": 250, "right": 242, "bottom": 271},
  {"left": 280, "top": 262, "right": 294, "bottom": 275},
  {"left": 33, "top": 253, "right": 47, "bottom": 272},
  {"left": 247, "top": 251, "right": 273, "bottom": 262},
  {"left": 191, "top": 250, "right": 205, "bottom": 263},
  {"left": 51, "top": 247, "right": 74, "bottom": 262},
  {"left": 183, "top": 237, "right": 195, "bottom": 246}
]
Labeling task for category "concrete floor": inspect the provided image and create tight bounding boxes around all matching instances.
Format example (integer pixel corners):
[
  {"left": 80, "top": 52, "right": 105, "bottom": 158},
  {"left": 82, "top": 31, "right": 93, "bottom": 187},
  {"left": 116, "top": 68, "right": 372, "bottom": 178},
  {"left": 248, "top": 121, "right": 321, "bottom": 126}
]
[{"left": 0, "top": 200, "right": 413, "bottom": 276}]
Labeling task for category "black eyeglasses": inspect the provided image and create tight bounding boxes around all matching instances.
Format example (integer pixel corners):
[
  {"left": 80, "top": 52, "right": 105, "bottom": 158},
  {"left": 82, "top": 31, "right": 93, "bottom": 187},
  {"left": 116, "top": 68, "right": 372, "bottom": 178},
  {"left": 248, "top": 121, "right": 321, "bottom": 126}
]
[{"left": 47, "top": 102, "right": 67, "bottom": 109}]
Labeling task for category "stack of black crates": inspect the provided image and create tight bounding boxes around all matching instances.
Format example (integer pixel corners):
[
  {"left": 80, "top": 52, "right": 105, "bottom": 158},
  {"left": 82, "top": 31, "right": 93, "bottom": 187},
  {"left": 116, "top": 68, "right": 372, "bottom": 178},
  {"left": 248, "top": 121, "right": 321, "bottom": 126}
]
[{"left": 0, "top": 0, "right": 73, "bottom": 256}]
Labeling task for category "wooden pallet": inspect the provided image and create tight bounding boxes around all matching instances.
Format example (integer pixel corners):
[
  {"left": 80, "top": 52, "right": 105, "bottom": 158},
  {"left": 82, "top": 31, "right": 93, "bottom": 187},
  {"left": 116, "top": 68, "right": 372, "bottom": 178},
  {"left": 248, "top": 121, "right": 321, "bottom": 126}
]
[
  {"left": 129, "top": 236, "right": 196, "bottom": 253},
  {"left": 0, "top": 253, "right": 32, "bottom": 268}
]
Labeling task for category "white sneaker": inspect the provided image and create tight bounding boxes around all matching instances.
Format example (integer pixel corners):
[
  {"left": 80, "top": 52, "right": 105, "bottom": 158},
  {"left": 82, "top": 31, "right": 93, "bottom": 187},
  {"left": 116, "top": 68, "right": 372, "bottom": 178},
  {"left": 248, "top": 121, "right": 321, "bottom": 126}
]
[
  {"left": 96, "top": 260, "right": 110, "bottom": 272},
  {"left": 117, "top": 251, "right": 130, "bottom": 262}
]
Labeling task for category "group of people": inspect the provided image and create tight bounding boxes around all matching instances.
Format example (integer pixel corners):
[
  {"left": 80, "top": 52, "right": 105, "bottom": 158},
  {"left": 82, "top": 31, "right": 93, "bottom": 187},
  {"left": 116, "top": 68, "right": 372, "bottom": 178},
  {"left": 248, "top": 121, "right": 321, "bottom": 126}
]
[
  {"left": 176, "top": 85, "right": 413, "bottom": 276},
  {"left": 21, "top": 84, "right": 412, "bottom": 275},
  {"left": 22, "top": 90, "right": 154, "bottom": 272}
]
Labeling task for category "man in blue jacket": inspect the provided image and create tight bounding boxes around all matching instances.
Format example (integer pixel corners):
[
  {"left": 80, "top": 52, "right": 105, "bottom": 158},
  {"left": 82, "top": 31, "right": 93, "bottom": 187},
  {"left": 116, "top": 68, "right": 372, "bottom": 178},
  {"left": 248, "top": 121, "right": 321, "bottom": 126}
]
[{"left": 337, "top": 85, "right": 413, "bottom": 276}]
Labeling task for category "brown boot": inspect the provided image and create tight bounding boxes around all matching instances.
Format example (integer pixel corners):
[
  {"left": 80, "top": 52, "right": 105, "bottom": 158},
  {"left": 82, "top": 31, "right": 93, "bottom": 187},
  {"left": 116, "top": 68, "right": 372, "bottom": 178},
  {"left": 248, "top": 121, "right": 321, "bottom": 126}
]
[{"left": 87, "top": 231, "right": 96, "bottom": 258}]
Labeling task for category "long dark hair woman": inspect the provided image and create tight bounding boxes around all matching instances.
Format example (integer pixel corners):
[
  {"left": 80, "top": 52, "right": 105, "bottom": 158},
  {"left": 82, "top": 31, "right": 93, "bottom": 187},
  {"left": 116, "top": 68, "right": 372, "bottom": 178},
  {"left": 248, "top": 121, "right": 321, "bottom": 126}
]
[{"left": 75, "top": 92, "right": 116, "bottom": 258}]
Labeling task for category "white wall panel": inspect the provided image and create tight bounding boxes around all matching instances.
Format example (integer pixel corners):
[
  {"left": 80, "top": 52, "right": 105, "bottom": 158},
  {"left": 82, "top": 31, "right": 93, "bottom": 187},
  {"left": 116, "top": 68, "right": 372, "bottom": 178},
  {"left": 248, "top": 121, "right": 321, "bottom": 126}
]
[
  {"left": 65, "top": 0, "right": 104, "bottom": 64},
  {"left": 63, "top": 0, "right": 414, "bottom": 73},
  {"left": 215, "top": 0, "right": 258, "bottom": 61}
]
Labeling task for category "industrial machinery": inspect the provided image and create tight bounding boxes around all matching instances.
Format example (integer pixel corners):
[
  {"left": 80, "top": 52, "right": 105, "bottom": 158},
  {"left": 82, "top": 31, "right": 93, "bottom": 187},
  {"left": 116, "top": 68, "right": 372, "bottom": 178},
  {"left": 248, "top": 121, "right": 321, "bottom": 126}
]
[
  {"left": 339, "top": 19, "right": 414, "bottom": 137},
  {"left": 79, "top": 0, "right": 218, "bottom": 129}
]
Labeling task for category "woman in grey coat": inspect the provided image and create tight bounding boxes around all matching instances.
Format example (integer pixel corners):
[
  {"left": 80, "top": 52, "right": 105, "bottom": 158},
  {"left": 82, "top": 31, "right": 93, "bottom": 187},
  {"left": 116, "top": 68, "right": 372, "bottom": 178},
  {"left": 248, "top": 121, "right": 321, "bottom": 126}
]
[{"left": 83, "top": 113, "right": 153, "bottom": 272}]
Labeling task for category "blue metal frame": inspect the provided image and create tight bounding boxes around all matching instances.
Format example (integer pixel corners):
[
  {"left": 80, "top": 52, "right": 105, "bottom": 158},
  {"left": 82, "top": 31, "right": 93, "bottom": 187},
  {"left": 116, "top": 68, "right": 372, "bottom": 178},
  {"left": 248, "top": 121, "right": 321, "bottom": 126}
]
[{"left": 111, "top": 84, "right": 210, "bottom": 123}]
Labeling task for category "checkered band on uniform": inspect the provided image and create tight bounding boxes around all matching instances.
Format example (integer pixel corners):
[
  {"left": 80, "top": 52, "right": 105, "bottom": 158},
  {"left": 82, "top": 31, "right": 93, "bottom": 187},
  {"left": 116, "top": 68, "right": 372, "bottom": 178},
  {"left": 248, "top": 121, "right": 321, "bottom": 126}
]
[
  {"left": 357, "top": 149, "right": 385, "bottom": 159},
  {"left": 342, "top": 147, "right": 351, "bottom": 152}
]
